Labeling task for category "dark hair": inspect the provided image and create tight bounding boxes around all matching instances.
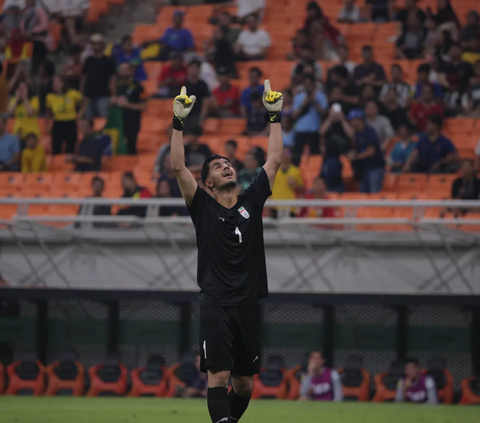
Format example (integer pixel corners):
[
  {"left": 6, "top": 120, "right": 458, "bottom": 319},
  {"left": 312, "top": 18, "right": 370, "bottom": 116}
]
[
  {"left": 201, "top": 154, "right": 230, "bottom": 184},
  {"left": 122, "top": 171, "right": 135, "bottom": 181},
  {"left": 189, "top": 59, "right": 202, "bottom": 69},
  {"left": 405, "top": 358, "right": 420, "bottom": 366},
  {"left": 42, "top": 60, "right": 56, "bottom": 78},
  {"left": 250, "top": 91, "right": 262, "bottom": 102},
  {"left": 25, "top": 132, "right": 38, "bottom": 141},
  {"left": 418, "top": 63, "right": 430, "bottom": 74},
  {"left": 53, "top": 74, "right": 67, "bottom": 94},
  {"left": 82, "top": 118, "right": 94, "bottom": 128},
  {"left": 92, "top": 176, "right": 105, "bottom": 186},
  {"left": 225, "top": 139, "right": 237, "bottom": 149},
  {"left": 249, "top": 67, "right": 263, "bottom": 78},
  {"left": 362, "top": 45, "right": 373, "bottom": 53},
  {"left": 121, "top": 35, "right": 132, "bottom": 44},
  {"left": 183, "top": 124, "right": 202, "bottom": 137},
  {"left": 247, "top": 12, "right": 259, "bottom": 21},
  {"left": 304, "top": 73, "right": 316, "bottom": 83},
  {"left": 428, "top": 114, "right": 443, "bottom": 129},
  {"left": 306, "top": 1, "right": 323, "bottom": 19},
  {"left": 332, "top": 65, "right": 348, "bottom": 80},
  {"left": 301, "top": 44, "right": 314, "bottom": 52},
  {"left": 70, "top": 44, "right": 82, "bottom": 55}
]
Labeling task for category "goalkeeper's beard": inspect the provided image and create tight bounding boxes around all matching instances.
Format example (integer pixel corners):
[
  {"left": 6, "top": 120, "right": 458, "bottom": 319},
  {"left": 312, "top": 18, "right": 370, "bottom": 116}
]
[{"left": 218, "top": 181, "right": 237, "bottom": 191}]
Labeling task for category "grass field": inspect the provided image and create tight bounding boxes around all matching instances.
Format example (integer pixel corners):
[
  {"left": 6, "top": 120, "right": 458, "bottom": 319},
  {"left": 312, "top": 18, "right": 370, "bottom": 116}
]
[{"left": 0, "top": 397, "right": 478, "bottom": 423}]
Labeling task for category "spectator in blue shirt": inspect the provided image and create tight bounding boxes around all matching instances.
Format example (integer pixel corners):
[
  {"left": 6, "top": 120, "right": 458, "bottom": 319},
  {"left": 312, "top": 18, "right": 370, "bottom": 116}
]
[
  {"left": 403, "top": 114, "right": 459, "bottom": 173},
  {"left": 388, "top": 123, "right": 416, "bottom": 173},
  {"left": 347, "top": 109, "right": 385, "bottom": 193},
  {"left": 291, "top": 73, "right": 328, "bottom": 165},
  {"left": 414, "top": 64, "right": 443, "bottom": 100},
  {"left": 112, "top": 35, "right": 147, "bottom": 82},
  {"left": 159, "top": 11, "right": 195, "bottom": 61},
  {"left": 0, "top": 115, "right": 20, "bottom": 171},
  {"left": 240, "top": 66, "right": 263, "bottom": 118}
]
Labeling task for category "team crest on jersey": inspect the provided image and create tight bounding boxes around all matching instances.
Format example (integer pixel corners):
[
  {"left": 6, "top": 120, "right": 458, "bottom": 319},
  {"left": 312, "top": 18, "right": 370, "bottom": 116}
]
[{"left": 238, "top": 206, "right": 250, "bottom": 219}]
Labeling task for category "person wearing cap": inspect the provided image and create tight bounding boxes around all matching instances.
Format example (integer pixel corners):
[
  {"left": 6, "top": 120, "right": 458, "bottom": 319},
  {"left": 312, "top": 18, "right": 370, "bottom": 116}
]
[
  {"left": 212, "top": 67, "right": 240, "bottom": 117},
  {"left": 347, "top": 109, "right": 386, "bottom": 193},
  {"left": 112, "top": 35, "right": 147, "bottom": 82},
  {"left": 159, "top": 10, "right": 195, "bottom": 61},
  {"left": 157, "top": 52, "right": 187, "bottom": 98},
  {"left": 80, "top": 33, "right": 117, "bottom": 118},
  {"left": 0, "top": 114, "right": 20, "bottom": 172}
]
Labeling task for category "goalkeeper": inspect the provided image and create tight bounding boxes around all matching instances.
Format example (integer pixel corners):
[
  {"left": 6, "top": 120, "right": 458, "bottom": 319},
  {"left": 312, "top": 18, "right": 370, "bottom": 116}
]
[{"left": 170, "top": 80, "right": 283, "bottom": 423}]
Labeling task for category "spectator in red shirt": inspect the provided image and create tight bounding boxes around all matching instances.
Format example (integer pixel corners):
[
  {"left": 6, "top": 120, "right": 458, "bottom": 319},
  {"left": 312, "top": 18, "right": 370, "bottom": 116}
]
[
  {"left": 298, "top": 177, "right": 335, "bottom": 220},
  {"left": 157, "top": 52, "right": 187, "bottom": 98},
  {"left": 409, "top": 84, "right": 443, "bottom": 132},
  {"left": 211, "top": 67, "right": 240, "bottom": 117}
]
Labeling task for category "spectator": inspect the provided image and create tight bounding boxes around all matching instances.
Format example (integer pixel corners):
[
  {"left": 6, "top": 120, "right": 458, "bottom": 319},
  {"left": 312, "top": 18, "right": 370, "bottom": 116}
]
[
  {"left": 213, "top": 11, "right": 241, "bottom": 45},
  {"left": 0, "top": 115, "right": 20, "bottom": 171},
  {"left": 381, "top": 87, "right": 410, "bottom": 131},
  {"left": 38, "top": 59, "right": 55, "bottom": 116},
  {"left": 327, "top": 65, "right": 359, "bottom": 115},
  {"left": 304, "top": 1, "right": 341, "bottom": 54},
  {"left": 117, "top": 171, "right": 153, "bottom": 219},
  {"left": 184, "top": 125, "right": 212, "bottom": 169},
  {"left": 425, "top": 16, "right": 441, "bottom": 58},
  {"left": 237, "top": 150, "right": 261, "bottom": 190},
  {"left": 159, "top": 152, "right": 181, "bottom": 197},
  {"left": 427, "top": 0, "right": 460, "bottom": 33},
  {"left": 282, "top": 115, "right": 295, "bottom": 149},
  {"left": 388, "top": 124, "right": 416, "bottom": 173},
  {"left": 396, "top": 0, "right": 426, "bottom": 31},
  {"left": 409, "top": 84, "right": 444, "bottom": 132},
  {"left": 270, "top": 148, "right": 304, "bottom": 218},
  {"left": 293, "top": 63, "right": 323, "bottom": 94},
  {"left": 334, "top": 44, "right": 357, "bottom": 76},
  {"left": 81, "top": 33, "right": 117, "bottom": 118},
  {"left": 157, "top": 52, "right": 187, "bottom": 98},
  {"left": 461, "top": 35, "right": 480, "bottom": 67},
  {"left": 20, "top": 0, "right": 49, "bottom": 75},
  {"left": 240, "top": 67, "right": 263, "bottom": 117},
  {"left": 338, "top": 0, "right": 361, "bottom": 24},
  {"left": 366, "top": 0, "right": 395, "bottom": 23},
  {"left": 353, "top": 45, "right": 387, "bottom": 91},
  {"left": 224, "top": 139, "right": 244, "bottom": 172},
  {"left": 443, "top": 160, "right": 480, "bottom": 217},
  {"left": 358, "top": 84, "right": 377, "bottom": 109},
  {"left": 62, "top": 44, "right": 83, "bottom": 91},
  {"left": 211, "top": 67, "right": 240, "bottom": 117},
  {"left": 466, "top": 60, "right": 480, "bottom": 117},
  {"left": 460, "top": 11, "right": 480, "bottom": 48},
  {"left": 298, "top": 177, "right": 335, "bottom": 220},
  {"left": 199, "top": 54, "right": 220, "bottom": 93},
  {"left": 115, "top": 63, "right": 147, "bottom": 156},
  {"left": 414, "top": 64, "right": 443, "bottom": 100},
  {"left": 435, "top": 29, "right": 454, "bottom": 63},
  {"left": 67, "top": 119, "right": 111, "bottom": 172},
  {"left": 112, "top": 35, "right": 147, "bottom": 82},
  {"left": 184, "top": 59, "right": 211, "bottom": 127},
  {"left": 46, "top": 75, "right": 82, "bottom": 156},
  {"left": 7, "top": 81, "right": 40, "bottom": 142},
  {"left": 243, "top": 91, "right": 268, "bottom": 136},
  {"left": 365, "top": 100, "right": 395, "bottom": 150},
  {"left": 288, "top": 29, "right": 309, "bottom": 60},
  {"left": 0, "top": 63, "right": 9, "bottom": 113},
  {"left": 250, "top": 145, "right": 266, "bottom": 166},
  {"left": 403, "top": 114, "right": 458, "bottom": 173},
  {"left": 1, "top": 1, "right": 24, "bottom": 38},
  {"left": 439, "top": 43, "right": 473, "bottom": 100},
  {"left": 236, "top": 0, "right": 266, "bottom": 23},
  {"left": 291, "top": 45, "right": 323, "bottom": 86},
  {"left": 395, "top": 13, "right": 426, "bottom": 60},
  {"left": 8, "top": 61, "right": 29, "bottom": 95},
  {"left": 395, "top": 358, "right": 438, "bottom": 404},
  {"left": 347, "top": 109, "right": 385, "bottom": 194},
  {"left": 181, "top": 353, "right": 207, "bottom": 398},
  {"left": 299, "top": 350, "right": 343, "bottom": 402},
  {"left": 235, "top": 13, "right": 271, "bottom": 61},
  {"left": 21, "top": 133, "right": 46, "bottom": 173},
  {"left": 159, "top": 10, "right": 194, "bottom": 60},
  {"left": 213, "top": 24, "right": 236, "bottom": 76},
  {"left": 78, "top": 177, "right": 112, "bottom": 224},
  {"left": 292, "top": 73, "right": 328, "bottom": 165},
  {"left": 156, "top": 176, "right": 186, "bottom": 217},
  {"left": 59, "top": 0, "right": 89, "bottom": 46},
  {"left": 379, "top": 64, "right": 411, "bottom": 108}
]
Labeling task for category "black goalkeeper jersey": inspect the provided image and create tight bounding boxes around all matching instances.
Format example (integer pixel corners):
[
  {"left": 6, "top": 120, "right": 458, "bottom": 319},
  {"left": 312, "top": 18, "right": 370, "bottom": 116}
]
[{"left": 188, "top": 168, "right": 272, "bottom": 307}]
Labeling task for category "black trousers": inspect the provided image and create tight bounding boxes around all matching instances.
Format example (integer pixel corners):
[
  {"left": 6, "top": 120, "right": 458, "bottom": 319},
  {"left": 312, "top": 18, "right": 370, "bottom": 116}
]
[
  {"left": 52, "top": 120, "right": 77, "bottom": 155},
  {"left": 31, "top": 40, "right": 47, "bottom": 75},
  {"left": 124, "top": 120, "right": 140, "bottom": 155},
  {"left": 292, "top": 131, "right": 320, "bottom": 166}
]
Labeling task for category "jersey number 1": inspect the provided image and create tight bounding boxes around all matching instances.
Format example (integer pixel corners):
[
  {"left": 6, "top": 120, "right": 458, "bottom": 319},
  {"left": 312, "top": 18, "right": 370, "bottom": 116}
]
[{"left": 235, "top": 227, "right": 242, "bottom": 244}]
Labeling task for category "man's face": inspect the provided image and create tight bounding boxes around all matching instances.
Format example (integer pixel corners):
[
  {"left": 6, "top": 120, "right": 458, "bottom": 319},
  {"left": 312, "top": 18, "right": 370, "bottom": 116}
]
[
  {"left": 205, "top": 158, "right": 237, "bottom": 190},
  {"left": 391, "top": 66, "right": 401, "bottom": 81},
  {"left": 249, "top": 70, "right": 260, "bottom": 85},
  {"left": 219, "top": 12, "right": 231, "bottom": 26},
  {"left": 247, "top": 15, "right": 258, "bottom": 31},
  {"left": 188, "top": 63, "right": 200, "bottom": 79},
  {"left": 338, "top": 46, "right": 348, "bottom": 62},
  {"left": 173, "top": 13, "right": 183, "bottom": 27},
  {"left": 301, "top": 47, "right": 313, "bottom": 62},
  {"left": 25, "top": 135, "right": 37, "bottom": 149},
  {"left": 313, "top": 178, "right": 326, "bottom": 197},
  {"left": 118, "top": 63, "right": 132, "bottom": 79},
  {"left": 157, "top": 180, "right": 170, "bottom": 197},
  {"left": 92, "top": 41, "right": 104, "bottom": 55},
  {"left": 81, "top": 121, "right": 94, "bottom": 137},
  {"left": 218, "top": 73, "right": 229, "bottom": 85},
  {"left": 92, "top": 180, "right": 104, "bottom": 196},
  {"left": 304, "top": 77, "right": 315, "bottom": 94},
  {"left": 385, "top": 88, "right": 397, "bottom": 104},
  {"left": 405, "top": 362, "right": 420, "bottom": 380},
  {"left": 172, "top": 57, "right": 183, "bottom": 70},
  {"left": 244, "top": 152, "right": 258, "bottom": 170},
  {"left": 461, "top": 160, "right": 473, "bottom": 177},
  {"left": 426, "top": 120, "right": 437, "bottom": 135},
  {"left": 122, "top": 39, "right": 133, "bottom": 52},
  {"left": 351, "top": 117, "right": 364, "bottom": 132},
  {"left": 362, "top": 48, "right": 372, "bottom": 63},
  {"left": 449, "top": 45, "right": 461, "bottom": 60},
  {"left": 224, "top": 143, "right": 236, "bottom": 157},
  {"left": 122, "top": 175, "right": 136, "bottom": 191},
  {"left": 365, "top": 102, "right": 378, "bottom": 118},
  {"left": 309, "top": 352, "right": 324, "bottom": 372}
]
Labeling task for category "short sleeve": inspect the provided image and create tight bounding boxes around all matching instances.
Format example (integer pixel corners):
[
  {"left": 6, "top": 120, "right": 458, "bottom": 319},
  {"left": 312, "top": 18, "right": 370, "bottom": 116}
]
[
  {"left": 317, "top": 92, "right": 328, "bottom": 109},
  {"left": 262, "top": 31, "right": 272, "bottom": 48},
  {"left": 444, "top": 137, "right": 456, "bottom": 153},
  {"left": 187, "top": 186, "right": 211, "bottom": 225},
  {"left": 243, "top": 168, "right": 272, "bottom": 207},
  {"left": 186, "top": 30, "right": 195, "bottom": 49},
  {"left": 72, "top": 90, "right": 82, "bottom": 102},
  {"left": 237, "top": 30, "right": 247, "bottom": 46}
]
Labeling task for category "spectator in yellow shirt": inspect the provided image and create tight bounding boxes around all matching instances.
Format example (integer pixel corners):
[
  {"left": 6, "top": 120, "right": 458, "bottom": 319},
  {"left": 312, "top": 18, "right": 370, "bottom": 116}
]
[
  {"left": 7, "top": 81, "right": 40, "bottom": 142},
  {"left": 21, "top": 133, "right": 46, "bottom": 173},
  {"left": 271, "top": 147, "right": 304, "bottom": 218},
  {"left": 46, "top": 75, "right": 82, "bottom": 155}
]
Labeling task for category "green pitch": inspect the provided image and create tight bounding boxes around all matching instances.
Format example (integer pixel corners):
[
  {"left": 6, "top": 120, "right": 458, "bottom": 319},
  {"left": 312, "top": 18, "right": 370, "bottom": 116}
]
[{"left": 0, "top": 397, "right": 478, "bottom": 423}]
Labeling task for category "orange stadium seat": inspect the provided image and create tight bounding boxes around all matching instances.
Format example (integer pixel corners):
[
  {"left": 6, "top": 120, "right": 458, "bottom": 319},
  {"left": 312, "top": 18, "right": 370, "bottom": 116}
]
[
  {"left": 86, "top": 353, "right": 128, "bottom": 397},
  {"left": 45, "top": 351, "right": 85, "bottom": 396},
  {"left": 459, "top": 375, "right": 480, "bottom": 405},
  {"left": 165, "top": 352, "right": 201, "bottom": 398},
  {"left": 285, "top": 354, "right": 308, "bottom": 400},
  {"left": 423, "top": 357, "right": 453, "bottom": 404},
  {"left": 6, "top": 352, "right": 45, "bottom": 396},
  {"left": 252, "top": 355, "right": 288, "bottom": 400},
  {"left": 129, "top": 355, "right": 168, "bottom": 397},
  {"left": 373, "top": 360, "right": 404, "bottom": 402},
  {"left": 338, "top": 355, "right": 370, "bottom": 402}
]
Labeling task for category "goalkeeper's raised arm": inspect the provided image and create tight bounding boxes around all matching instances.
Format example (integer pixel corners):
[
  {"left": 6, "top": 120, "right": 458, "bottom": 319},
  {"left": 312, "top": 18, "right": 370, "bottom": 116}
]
[
  {"left": 262, "top": 79, "right": 284, "bottom": 190},
  {"left": 170, "top": 86, "right": 198, "bottom": 206}
]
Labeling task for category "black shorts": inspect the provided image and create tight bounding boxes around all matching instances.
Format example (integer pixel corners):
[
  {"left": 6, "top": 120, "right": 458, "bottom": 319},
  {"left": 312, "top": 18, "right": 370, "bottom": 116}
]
[{"left": 199, "top": 303, "right": 260, "bottom": 376}]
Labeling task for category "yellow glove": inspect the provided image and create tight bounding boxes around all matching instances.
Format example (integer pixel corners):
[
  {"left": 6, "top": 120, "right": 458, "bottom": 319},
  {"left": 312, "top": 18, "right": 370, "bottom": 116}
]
[
  {"left": 172, "top": 86, "right": 197, "bottom": 129},
  {"left": 263, "top": 80, "right": 283, "bottom": 123}
]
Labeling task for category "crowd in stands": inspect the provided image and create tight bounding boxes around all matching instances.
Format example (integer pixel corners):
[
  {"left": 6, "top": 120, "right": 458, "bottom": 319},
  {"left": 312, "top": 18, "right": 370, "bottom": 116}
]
[{"left": 1, "top": 0, "right": 480, "bottom": 221}]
